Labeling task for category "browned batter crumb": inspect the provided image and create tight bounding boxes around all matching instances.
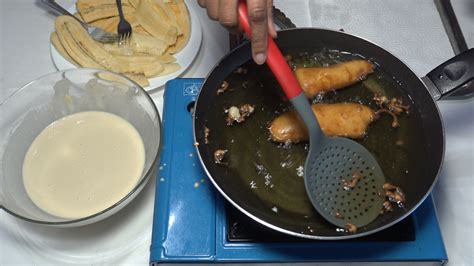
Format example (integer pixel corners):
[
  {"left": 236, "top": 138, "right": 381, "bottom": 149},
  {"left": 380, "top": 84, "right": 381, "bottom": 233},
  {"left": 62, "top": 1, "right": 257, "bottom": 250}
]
[
  {"left": 373, "top": 93, "right": 410, "bottom": 128},
  {"left": 204, "top": 126, "right": 210, "bottom": 144},
  {"left": 385, "top": 190, "right": 406, "bottom": 204},
  {"left": 387, "top": 98, "right": 410, "bottom": 115},
  {"left": 239, "top": 104, "right": 255, "bottom": 118},
  {"left": 214, "top": 149, "right": 228, "bottom": 164},
  {"left": 373, "top": 93, "right": 388, "bottom": 107},
  {"left": 217, "top": 81, "right": 229, "bottom": 95},
  {"left": 226, "top": 106, "right": 241, "bottom": 125},
  {"left": 225, "top": 104, "right": 255, "bottom": 126},
  {"left": 379, "top": 183, "right": 406, "bottom": 215},
  {"left": 383, "top": 182, "right": 406, "bottom": 204},
  {"left": 382, "top": 200, "right": 393, "bottom": 212},
  {"left": 383, "top": 183, "right": 398, "bottom": 190},
  {"left": 375, "top": 109, "right": 400, "bottom": 128},
  {"left": 345, "top": 223, "right": 357, "bottom": 234},
  {"left": 335, "top": 212, "right": 344, "bottom": 219},
  {"left": 342, "top": 172, "right": 363, "bottom": 190}
]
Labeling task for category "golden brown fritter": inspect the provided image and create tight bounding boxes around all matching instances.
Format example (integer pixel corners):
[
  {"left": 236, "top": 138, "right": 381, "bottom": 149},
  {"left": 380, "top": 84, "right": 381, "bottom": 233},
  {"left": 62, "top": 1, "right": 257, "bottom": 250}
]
[
  {"left": 269, "top": 103, "right": 377, "bottom": 143},
  {"left": 295, "top": 60, "right": 375, "bottom": 98}
]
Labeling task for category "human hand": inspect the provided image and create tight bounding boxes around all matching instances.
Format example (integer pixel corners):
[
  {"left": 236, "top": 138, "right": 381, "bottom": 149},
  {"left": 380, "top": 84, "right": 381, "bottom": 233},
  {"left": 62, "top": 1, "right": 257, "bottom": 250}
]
[{"left": 198, "top": 0, "right": 277, "bottom": 65}]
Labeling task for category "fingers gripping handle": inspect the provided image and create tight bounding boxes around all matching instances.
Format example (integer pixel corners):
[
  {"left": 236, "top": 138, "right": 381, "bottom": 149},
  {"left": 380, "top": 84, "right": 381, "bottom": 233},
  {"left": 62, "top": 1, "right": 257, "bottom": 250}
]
[
  {"left": 238, "top": 1, "right": 323, "bottom": 141},
  {"left": 237, "top": 1, "right": 302, "bottom": 100}
]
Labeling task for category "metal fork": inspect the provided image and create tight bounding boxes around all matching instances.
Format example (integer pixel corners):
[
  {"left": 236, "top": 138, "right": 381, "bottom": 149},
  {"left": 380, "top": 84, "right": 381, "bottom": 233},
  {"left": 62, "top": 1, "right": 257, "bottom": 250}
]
[
  {"left": 116, "top": 0, "right": 133, "bottom": 44},
  {"left": 39, "top": 0, "right": 119, "bottom": 43}
]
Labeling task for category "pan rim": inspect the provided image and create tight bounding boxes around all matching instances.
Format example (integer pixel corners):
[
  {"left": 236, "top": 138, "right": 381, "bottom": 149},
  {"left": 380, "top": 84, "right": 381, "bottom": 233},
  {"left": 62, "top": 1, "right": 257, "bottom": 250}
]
[{"left": 193, "top": 27, "right": 446, "bottom": 240}]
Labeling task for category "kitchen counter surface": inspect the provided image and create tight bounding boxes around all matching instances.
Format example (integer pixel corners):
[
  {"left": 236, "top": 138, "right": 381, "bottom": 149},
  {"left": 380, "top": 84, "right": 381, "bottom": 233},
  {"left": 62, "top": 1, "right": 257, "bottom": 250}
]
[{"left": 1, "top": 1, "right": 472, "bottom": 265}]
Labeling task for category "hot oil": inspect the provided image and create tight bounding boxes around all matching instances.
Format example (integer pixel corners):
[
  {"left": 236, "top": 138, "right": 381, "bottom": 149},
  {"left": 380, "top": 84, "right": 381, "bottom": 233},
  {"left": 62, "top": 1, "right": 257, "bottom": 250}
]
[
  {"left": 209, "top": 48, "right": 426, "bottom": 231},
  {"left": 288, "top": 49, "right": 425, "bottom": 188}
]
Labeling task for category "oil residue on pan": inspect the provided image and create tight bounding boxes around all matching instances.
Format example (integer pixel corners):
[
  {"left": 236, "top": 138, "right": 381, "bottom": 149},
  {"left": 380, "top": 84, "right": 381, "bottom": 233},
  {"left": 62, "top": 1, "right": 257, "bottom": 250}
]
[{"left": 201, "top": 48, "right": 427, "bottom": 236}]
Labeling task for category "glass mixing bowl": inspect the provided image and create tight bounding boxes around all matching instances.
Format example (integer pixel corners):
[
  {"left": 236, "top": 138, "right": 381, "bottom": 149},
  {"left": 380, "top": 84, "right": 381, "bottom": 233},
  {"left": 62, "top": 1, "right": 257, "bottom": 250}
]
[{"left": 0, "top": 69, "right": 161, "bottom": 226}]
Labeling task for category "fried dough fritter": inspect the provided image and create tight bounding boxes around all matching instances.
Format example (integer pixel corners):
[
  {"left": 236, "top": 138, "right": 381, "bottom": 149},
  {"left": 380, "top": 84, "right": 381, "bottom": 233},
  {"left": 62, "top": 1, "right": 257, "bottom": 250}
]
[
  {"left": 295, "top": 60, "right": 375, "bottom": 98},
  {"left": 269, "top": 103, "right": 377, "bottom": 143}
]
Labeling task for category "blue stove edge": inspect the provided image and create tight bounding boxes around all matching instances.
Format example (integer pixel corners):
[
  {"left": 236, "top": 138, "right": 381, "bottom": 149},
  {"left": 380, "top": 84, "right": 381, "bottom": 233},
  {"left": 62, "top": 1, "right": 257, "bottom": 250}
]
[{"left": 149, "top": 78, "right": 448, "bottom": 264}]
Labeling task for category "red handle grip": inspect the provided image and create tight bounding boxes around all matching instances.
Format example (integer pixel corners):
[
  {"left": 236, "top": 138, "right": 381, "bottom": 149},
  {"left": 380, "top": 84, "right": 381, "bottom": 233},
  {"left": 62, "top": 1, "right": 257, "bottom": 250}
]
[{"left": 237, "top": 1, "right": 302, "bottom": 100}]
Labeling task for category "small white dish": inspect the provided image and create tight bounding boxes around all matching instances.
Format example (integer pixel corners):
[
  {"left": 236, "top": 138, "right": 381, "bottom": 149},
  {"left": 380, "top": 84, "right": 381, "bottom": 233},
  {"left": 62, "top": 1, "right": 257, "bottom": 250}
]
[{"left": 50, "top": 3, "right": 203, "bottom": 91}]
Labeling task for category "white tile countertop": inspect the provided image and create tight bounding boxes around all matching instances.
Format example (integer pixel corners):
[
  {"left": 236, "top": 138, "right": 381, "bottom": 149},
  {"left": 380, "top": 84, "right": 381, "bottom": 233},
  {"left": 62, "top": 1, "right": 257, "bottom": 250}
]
[{"left": 1, "top": 0, "right": 473, "bottom": 265}]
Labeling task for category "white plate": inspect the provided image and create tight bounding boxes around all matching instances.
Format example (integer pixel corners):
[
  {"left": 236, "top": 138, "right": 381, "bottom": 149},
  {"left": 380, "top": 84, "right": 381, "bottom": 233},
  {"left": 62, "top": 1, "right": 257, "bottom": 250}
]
[{"left": 51, "top": 3, "right": 203, "bottom": 91}]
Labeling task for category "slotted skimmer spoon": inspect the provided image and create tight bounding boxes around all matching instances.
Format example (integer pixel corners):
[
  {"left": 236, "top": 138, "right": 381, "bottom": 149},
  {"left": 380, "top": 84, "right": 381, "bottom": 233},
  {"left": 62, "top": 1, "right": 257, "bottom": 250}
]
[{"left": 238, "top": 2, "right": 386, "bottom": 229}]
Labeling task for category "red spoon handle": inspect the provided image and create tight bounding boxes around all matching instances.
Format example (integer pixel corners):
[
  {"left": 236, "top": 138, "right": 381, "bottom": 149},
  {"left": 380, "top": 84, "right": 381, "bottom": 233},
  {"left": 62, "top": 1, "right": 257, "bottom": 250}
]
[{"left": 237, "top": 1, "right": 302, "bottom": 100}]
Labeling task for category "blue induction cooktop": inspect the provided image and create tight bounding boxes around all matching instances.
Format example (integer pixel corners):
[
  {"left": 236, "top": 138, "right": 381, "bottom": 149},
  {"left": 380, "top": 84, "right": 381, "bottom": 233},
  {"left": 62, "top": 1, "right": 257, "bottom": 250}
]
[{"left": 149, "top": 79, "right": 447, "bottom": 265}]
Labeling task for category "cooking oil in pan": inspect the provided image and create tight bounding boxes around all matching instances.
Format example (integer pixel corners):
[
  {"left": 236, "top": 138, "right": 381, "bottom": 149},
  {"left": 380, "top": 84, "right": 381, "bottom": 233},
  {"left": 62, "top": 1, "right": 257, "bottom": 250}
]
[{"left": 205, "top": 49, "right": 427, "bottom": 232}]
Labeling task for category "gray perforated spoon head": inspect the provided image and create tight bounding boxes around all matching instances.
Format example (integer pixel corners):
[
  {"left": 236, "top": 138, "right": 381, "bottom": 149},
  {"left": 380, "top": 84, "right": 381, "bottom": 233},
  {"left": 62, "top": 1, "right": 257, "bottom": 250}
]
[
  {"left": 304, "top": 137, "right": 386, "bottom": 229},
  {"left": 291, "top": 95, "right": 386, "bottom": 229}
]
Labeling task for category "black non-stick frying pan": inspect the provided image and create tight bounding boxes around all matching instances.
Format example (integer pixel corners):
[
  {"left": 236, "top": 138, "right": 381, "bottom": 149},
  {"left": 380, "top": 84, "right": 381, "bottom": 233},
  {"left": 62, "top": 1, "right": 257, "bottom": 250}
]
[{"left": 193, "top": 28, "right": 473, "bottom": 239}]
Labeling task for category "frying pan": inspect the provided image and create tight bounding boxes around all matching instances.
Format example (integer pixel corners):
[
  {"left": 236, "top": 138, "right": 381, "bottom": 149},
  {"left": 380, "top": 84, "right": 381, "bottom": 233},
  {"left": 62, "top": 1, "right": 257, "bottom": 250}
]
[{"left": 193, "top": 28, "right": 473, "bottom": 239}]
